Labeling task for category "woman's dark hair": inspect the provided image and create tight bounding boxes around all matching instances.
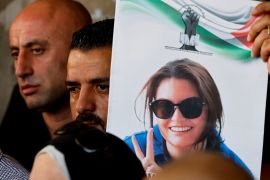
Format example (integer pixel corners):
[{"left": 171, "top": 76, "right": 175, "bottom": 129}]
[{"left": 138, "top": 58, "right": 223, "bottom": 149}]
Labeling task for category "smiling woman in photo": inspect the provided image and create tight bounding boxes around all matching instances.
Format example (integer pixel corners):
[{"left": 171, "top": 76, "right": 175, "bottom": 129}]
[{"left": 124, "top": 58, "right": 252, "bottom": 177}]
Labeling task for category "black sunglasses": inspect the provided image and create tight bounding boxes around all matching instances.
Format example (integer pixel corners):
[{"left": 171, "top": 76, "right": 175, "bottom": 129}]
[{"left": 149, "top": 97, "right": 205, "bottom": 119}]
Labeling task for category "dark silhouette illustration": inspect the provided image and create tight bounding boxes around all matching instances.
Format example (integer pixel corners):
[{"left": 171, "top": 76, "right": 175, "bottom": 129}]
[{"left": 180, "top": 7, "right": 200, "bottom": 51}]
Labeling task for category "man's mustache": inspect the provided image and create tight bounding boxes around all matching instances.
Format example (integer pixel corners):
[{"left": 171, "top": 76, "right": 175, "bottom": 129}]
[
  {"left": 55, "top": 113, "right": 105, "bottom": 136},
  {"left": 75, "top": 113, "right": 105, "bottom": 130}
]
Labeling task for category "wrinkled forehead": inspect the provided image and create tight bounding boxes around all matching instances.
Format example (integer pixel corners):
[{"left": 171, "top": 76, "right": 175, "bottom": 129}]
[{"left": 10, "top": 18, "right": 71, "bottom": 48}]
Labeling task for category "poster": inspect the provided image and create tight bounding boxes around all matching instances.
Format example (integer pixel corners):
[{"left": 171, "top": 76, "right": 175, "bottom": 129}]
[{"left": 107, "top": 0, "right": 268, "bottom": 179}]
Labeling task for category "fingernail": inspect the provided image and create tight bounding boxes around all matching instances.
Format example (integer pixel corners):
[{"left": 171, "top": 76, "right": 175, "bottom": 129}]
[{"left": 247, "top": 34, "right": 251, "bottom": 42}]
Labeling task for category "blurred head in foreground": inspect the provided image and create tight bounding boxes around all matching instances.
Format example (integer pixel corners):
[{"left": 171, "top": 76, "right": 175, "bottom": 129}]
[{"left": 146, "top": 151, "right": 253, "bottom": 180}]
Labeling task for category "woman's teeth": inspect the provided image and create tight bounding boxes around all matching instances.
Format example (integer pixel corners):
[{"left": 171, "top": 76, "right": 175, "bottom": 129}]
[{"left": 170, "top": 127, "right": 192, "bottom": 132}]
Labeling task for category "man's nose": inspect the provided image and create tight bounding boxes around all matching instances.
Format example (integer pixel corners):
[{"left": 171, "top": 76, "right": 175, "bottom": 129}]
[
  {"left": 76, "top": 88, "right": 96, "bottom": 114},
  {"left": 15, "top": 51, "right": 33, "bottom": 78}
]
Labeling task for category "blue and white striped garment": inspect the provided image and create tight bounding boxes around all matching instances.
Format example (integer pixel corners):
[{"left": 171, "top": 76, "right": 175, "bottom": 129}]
[{"left": 0, "top": 151, "right": 29, "bottom": 180}]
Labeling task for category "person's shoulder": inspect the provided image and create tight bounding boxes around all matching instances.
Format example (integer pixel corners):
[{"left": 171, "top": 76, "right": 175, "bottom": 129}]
[
  {"left": 218, "top": 141, "right": 253, "bottom": 176},
  {"left": 218, "top": 141, "right": 236, "bottom": 157},
  {"left": 37, "top": 145, "right": 64, "bottom": 161},
  {"left": 123, "top": 129, "right": 148, "bottom": 152},
  {"left": 124, "top": 125, "right": 161, "bottom": 142},
  {"left": 30, "top": 149, "right": 66, "bottom": 180},
  {"left": 124, "top": 129, "right": 148, "bottom": 143}
]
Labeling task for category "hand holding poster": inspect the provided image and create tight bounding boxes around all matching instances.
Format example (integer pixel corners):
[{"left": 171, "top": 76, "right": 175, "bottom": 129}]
[{"left": 107, "top": 0, "right": 268, "bottom": 179}]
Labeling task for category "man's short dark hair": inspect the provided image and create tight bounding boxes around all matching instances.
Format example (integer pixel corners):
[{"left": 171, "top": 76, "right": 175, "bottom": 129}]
[{"left": 70, "top": 19, "right": 114, "bottom": 50}]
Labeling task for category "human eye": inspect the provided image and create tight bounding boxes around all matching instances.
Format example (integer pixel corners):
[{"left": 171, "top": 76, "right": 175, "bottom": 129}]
[
  {"left": 67, "top": 86, "right": 80, "bottom": 94},
  {"left": 31, "top": 46, "right": 45, "bottom": 55},
  {"left": 96, "top": 84, "right": 109, "bottom": 94},
  {"left": 11, "top": 50, "right": 19, "bottom": 60}
]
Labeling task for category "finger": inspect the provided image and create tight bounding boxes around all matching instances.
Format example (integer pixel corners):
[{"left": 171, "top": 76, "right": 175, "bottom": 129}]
[
  {"left": 252, "top": 29, "right": 268, "bottom": 57},
  {"left": 252, "top": 2, "right": 270, "bottom": 16},
  {"left": 248, "top": 15, "right": 270, "bottom": 42},
  {"left": 146, "top": 164, "right": 162, "bottom": 174},
  {"left": 146, "top": 128, "right": 154, "bottom": 161},
  {"left": 260, "top": 39, "right": 270, "bottom": 62},
  {"left": 131, "top": 135, "right": 145, "bottom": 161}
]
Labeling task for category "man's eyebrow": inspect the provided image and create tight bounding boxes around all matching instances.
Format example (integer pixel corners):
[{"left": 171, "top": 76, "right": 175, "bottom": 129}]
[
  {"left": 65, "top": 78, "right": 109, "bottom": 86},
  {"left": 65, "top": 81, "right": 80, "bottom": 86},
  {"left": 90, "top": 78, "right": 110, "bottom": 84},
  {"left": 24, "top": 39, "right": 49, "bottom": 48},
  {"left": 10, "top": 39, "right": 49, "bottom": 50}
]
